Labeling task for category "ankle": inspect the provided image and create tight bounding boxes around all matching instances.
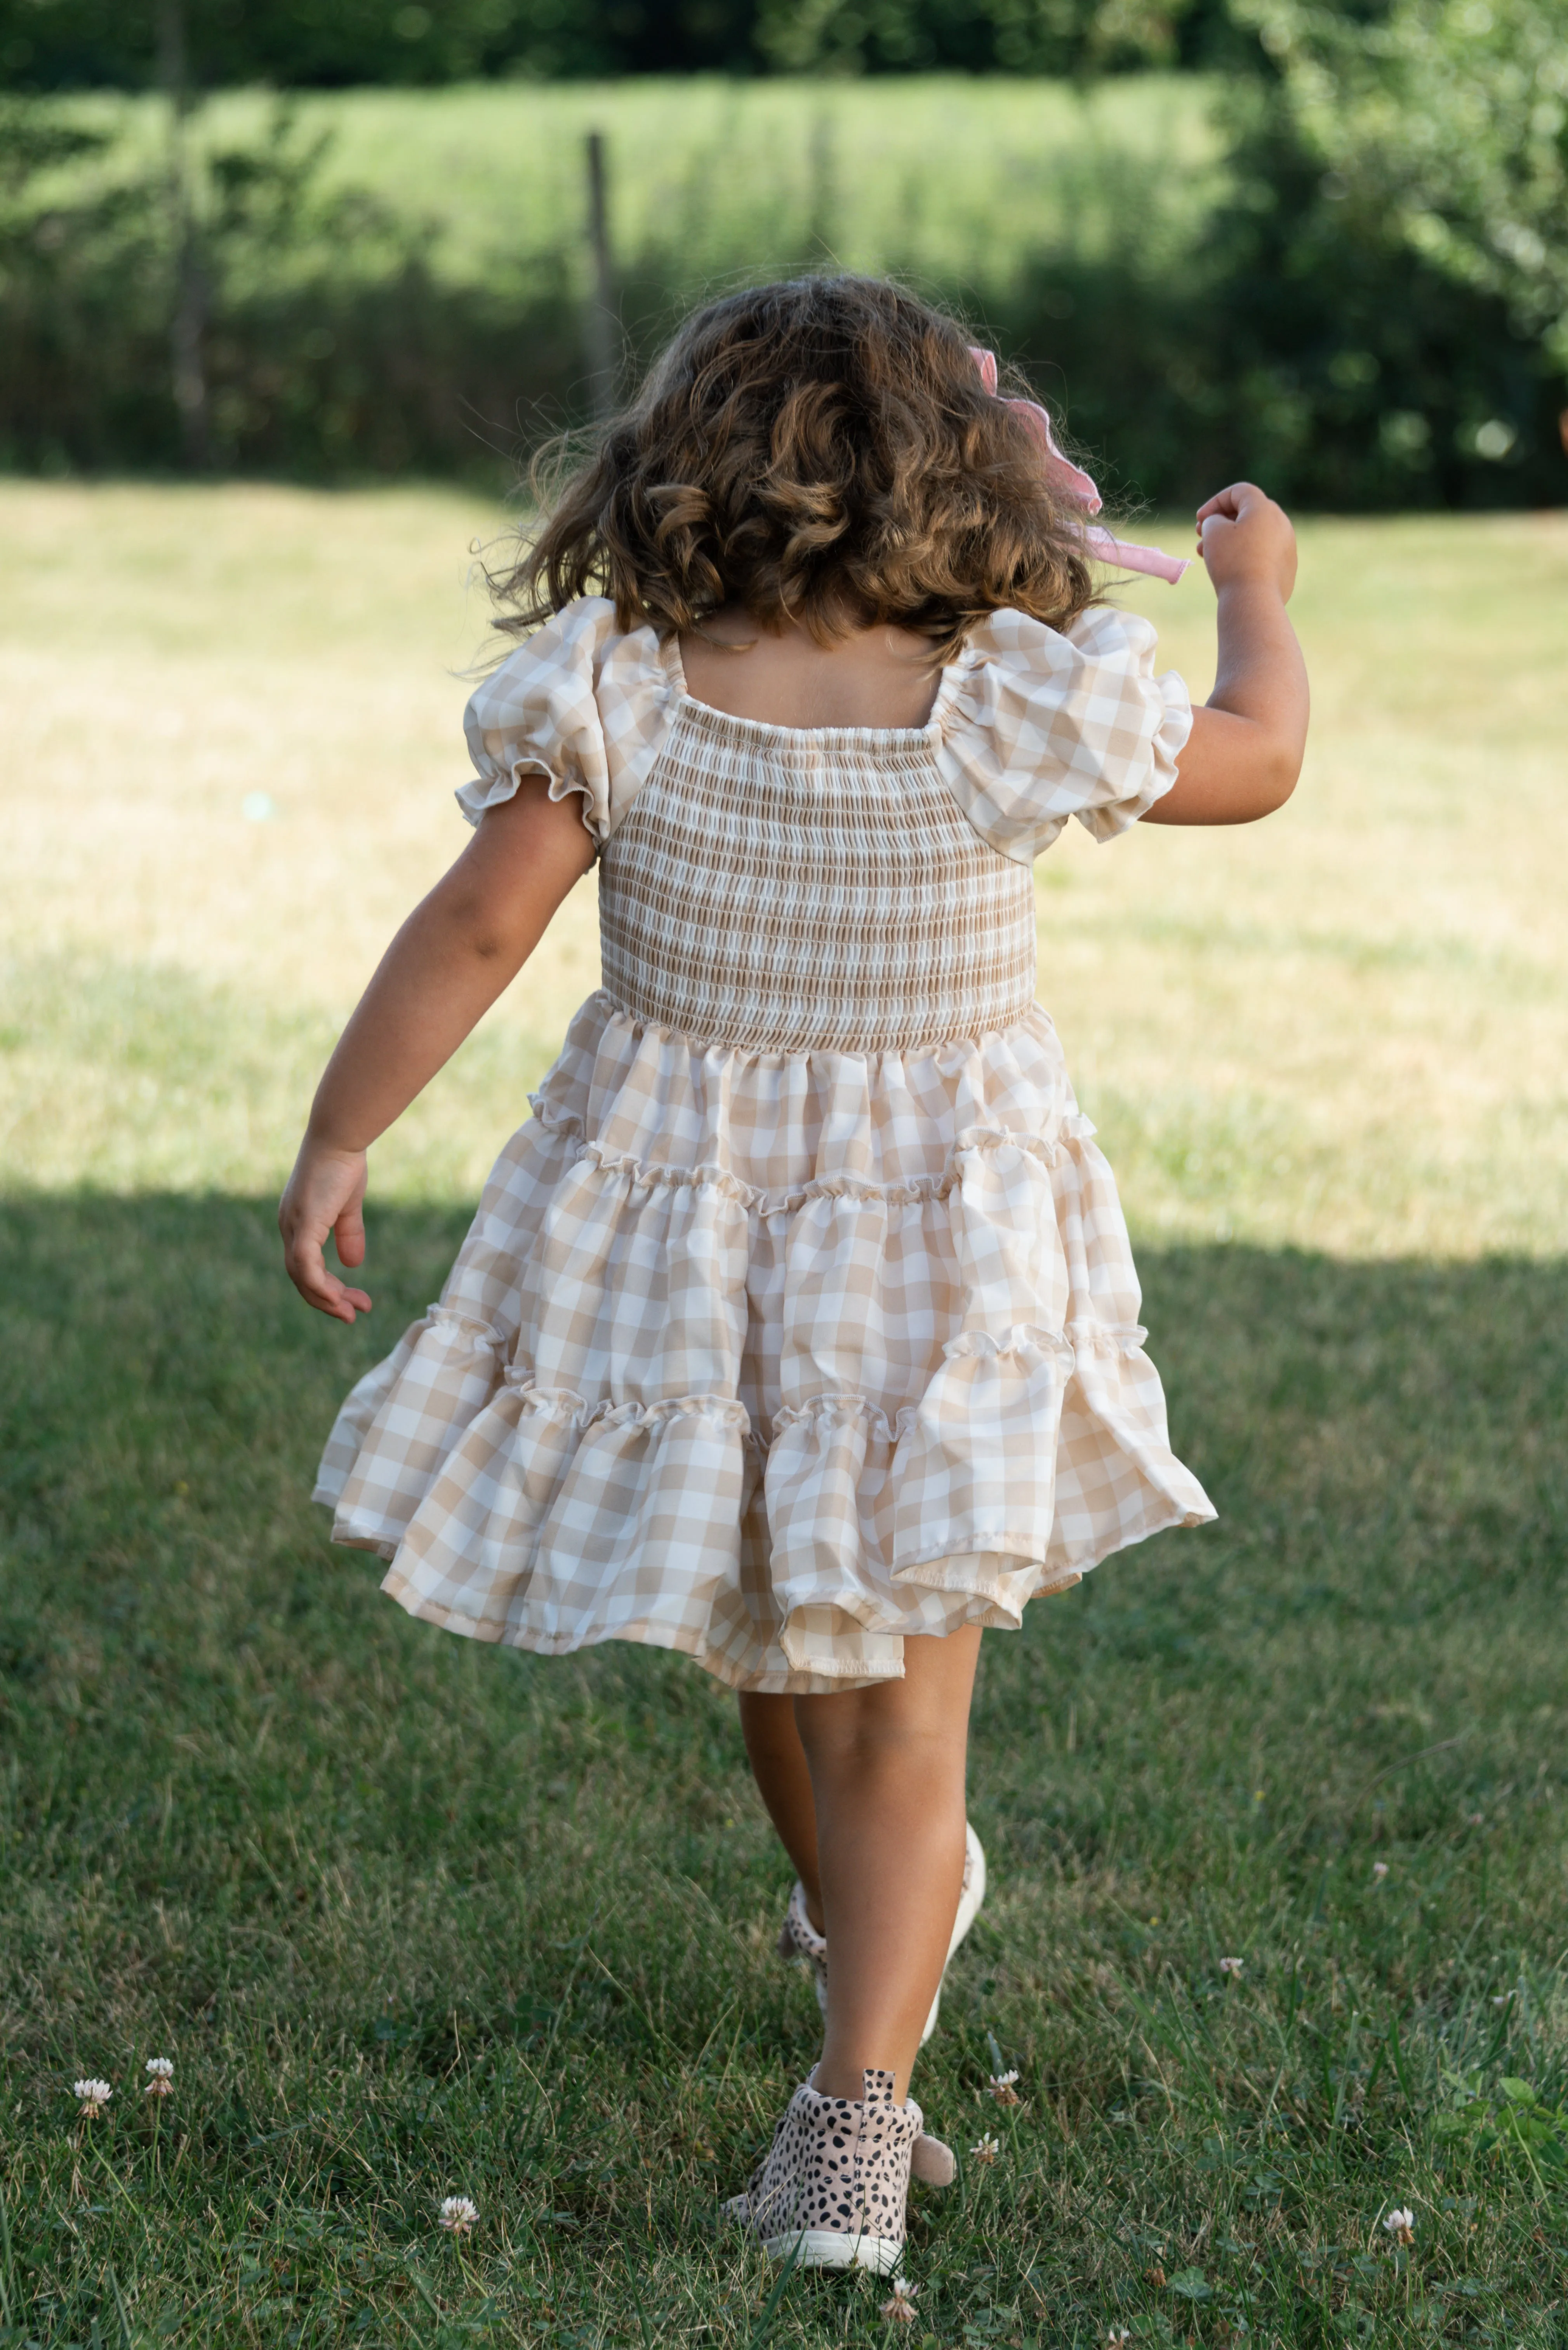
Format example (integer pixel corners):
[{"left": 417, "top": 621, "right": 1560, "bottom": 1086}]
[{"left": 813, "top": 2057, "right": 909, "bottom": 2105}]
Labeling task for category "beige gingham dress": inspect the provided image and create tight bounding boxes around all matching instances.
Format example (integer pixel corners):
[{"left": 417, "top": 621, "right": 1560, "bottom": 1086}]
[{"left": 315, "top": 596, "right": 1216, "bottom": 1692}]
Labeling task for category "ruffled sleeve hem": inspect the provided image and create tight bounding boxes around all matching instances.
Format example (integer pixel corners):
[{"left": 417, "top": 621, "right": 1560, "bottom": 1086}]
[
  {"left": 455, "top": 757, "right": 607, "bottom": 844},
  {"left": 457, "top": 597, "right": 678, "bottom": 851},
  {"left": 935, "top": 604, "right": 1193, "bottom": 865}
]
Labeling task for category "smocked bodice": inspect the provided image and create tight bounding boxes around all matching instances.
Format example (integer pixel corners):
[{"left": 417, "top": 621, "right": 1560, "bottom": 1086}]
[
  {"left": 596, "top": 699, "right": 1038, "bottom": 1056},
  {"left": 453, "top": 597, "right": 1193, "bottom": 1064}
]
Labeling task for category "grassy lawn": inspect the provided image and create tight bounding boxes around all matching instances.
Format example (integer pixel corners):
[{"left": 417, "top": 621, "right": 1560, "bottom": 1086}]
[{"left": 1, "top": 484, "right": 1566, "bottom": 2345}]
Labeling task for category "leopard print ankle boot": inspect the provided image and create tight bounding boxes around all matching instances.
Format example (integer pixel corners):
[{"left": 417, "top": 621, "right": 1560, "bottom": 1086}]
[{"left": 725, "top": 2068, "right": 949, "bottom": 2272}]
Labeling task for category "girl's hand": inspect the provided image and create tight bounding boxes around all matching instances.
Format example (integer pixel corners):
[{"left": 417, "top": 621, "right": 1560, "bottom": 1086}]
[
  {"left": 1143, "top": 483, "right": 1308, "bottom": 826},
  {"left": 276, "top": 778, "right": 594, "bottom": 1326},
  {"left": 279, "top": 1137, "right": 373, "bottom": 1323},
  {"left": 1194, "top": 483, "right": 1298, "bottom": 601}
]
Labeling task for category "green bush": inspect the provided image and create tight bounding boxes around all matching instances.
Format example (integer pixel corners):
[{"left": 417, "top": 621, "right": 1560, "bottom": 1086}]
[
  {"left": 1239, "top": 0, "right": 1568, "bottom": 378},
  {"left": 1055, "top": 68, "right": 1567, "bottom": 508},
  {"left": 0, "top": 70, "right": 1563, "bottom": 505},
  {"left": 0, "top": 104, "right": 585, "bottom": 478}
]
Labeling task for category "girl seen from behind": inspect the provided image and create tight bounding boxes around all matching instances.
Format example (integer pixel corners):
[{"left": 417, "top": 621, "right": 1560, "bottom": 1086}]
[{"left": 280, "top": 276, "right": 1307, "bottom": 2277}]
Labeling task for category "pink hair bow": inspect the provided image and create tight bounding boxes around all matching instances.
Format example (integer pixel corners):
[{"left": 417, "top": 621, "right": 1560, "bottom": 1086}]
[{"left": 968, "top": 347, "right": 1189, "bottom": 585}]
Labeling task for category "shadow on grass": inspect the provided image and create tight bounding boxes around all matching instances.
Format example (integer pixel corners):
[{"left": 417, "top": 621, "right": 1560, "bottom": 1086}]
[
  {"left": 1, "top": 1193, "right": 1565, "bottom": 2342},
  {"left": 3, "top": 1188, "right": 1565, "bottom": 1823},
  {"left": 3, "top": 1182, "right": 1564, "bottom": 1911}
]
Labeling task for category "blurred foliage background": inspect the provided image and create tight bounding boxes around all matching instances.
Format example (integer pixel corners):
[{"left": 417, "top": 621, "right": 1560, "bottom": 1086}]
[
  {"left": 0, "top": 0, "right": 1250, "bottom": 84},
  {"left": 0, "top": 0, "right": 1564, "bottom": 507}
]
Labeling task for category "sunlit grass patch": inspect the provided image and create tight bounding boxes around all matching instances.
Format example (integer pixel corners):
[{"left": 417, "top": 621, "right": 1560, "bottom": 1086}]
[{"left": 2, "top": 484, "right": 1564, "bottom": 1250}]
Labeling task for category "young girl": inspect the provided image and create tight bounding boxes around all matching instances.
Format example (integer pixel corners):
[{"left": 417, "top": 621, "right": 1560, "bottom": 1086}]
[{"left": 282, "top": 277, "right": 1307, "bottom": 2277}]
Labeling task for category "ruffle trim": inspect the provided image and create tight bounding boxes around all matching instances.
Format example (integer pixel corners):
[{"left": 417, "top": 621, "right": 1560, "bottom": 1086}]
[
  {"left": 327, "top": 1301, "right": 1217, "bottom": 1690},
  {"left": 454, "top": 754, "right": 607, "bottom": 849},
  {"left": 527, "top": 1098, "right": 1099, "bottom": 1215},
  {"left": 1073, "top": 657, "right": 1189, "bottom": 845},
  {"left": 498, "top": 1371, "right": 750, "bottom": 1436},
  {"left": 400, "top": 1316, "right": 1150, "bottom": 1451}
]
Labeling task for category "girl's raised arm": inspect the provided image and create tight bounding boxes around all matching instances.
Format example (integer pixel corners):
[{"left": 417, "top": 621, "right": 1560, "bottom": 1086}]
[
  {"left": 278, "top": 779, "right": 594, "bottom": 1323},
  {"left": 1142, "top": 482, "right": 1309, "bottom": 826}
]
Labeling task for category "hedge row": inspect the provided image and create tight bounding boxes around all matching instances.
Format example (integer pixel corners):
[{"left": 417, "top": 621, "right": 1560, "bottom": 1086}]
[
  {"left": 2, "top": 98, "right": 1562, "bottom": 507},
  {"left": 3, "top": 0, "right": 1241, "bottom": 91}
]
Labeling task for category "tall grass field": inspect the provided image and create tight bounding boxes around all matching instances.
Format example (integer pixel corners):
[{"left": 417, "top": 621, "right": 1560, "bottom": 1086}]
[
  {"left": 37, "top": 77, "right": 1226, "bottom": 296},
  {"left": 1, "top": 484, "right": 1566, "bottom": 2345}
]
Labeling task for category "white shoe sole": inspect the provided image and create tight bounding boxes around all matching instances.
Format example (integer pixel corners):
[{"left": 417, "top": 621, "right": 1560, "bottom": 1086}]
[
  {"left": 920, "top": 1821, "right": 987, "bottom": 2043},
  {"left": 762, "top": 2228, "right": 903, "bottom": 2273}
]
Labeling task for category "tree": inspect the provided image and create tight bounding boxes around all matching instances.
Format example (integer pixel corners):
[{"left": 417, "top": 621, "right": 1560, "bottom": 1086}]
[
  {"left": 753, "top": 0, "right": 1237, "bottom": 73},
  {"left": 0, "top": 0, "right": 1230, "bottom": 87},
  {"left": 1236, "top": 0, "right": 1568, "bottom": 373}
]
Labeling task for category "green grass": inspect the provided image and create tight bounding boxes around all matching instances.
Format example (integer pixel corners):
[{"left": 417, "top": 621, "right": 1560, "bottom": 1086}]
[
  {"left": 2, "top": 487, "right": 1566, "bottom": 2342},
  {"left": 3, "top": 1202, "right": 1566, "bottom": 2344}
]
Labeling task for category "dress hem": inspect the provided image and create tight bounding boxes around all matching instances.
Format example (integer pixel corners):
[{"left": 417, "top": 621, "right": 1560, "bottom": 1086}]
[{"left": 361, "top": 1496, "right": 1215, "bottom": 1694}]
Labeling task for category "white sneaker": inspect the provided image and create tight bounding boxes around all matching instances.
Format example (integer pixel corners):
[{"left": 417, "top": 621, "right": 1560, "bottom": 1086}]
[{"left": 777, "top": 1822, "right": 987, "bottom": 2044}]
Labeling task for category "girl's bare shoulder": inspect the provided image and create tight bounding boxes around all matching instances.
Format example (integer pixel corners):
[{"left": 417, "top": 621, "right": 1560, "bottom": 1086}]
[{"left": 678, "top": 608, "right": 944, "bottom": 731}]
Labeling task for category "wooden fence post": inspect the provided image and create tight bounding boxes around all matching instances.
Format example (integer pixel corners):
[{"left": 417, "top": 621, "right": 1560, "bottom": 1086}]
[
  {"left": 807, "top": 109, "right": 836, "bottom": 267},
  {"left": 584, "top": 130, "right": 617, "bottom": 425},
  {"left": 156, "top": 0, "right": 209, "bottom": 471}
]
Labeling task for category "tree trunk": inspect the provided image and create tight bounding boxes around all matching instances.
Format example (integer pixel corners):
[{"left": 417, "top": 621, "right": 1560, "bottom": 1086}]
[
  {"left": 158, "top": 0, "right": 209, "bottom": 471},
  {"left": 584, "top": 130, "right": 617, "bottom": 426}
]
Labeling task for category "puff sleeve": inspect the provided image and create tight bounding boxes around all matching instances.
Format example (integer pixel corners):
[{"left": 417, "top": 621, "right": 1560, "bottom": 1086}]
[
  {"left": 935, "top": 605, "right": 1192, "bottom": 865},
  {"left": 455, "top": 596, "right": 678, "bottom": 850}
]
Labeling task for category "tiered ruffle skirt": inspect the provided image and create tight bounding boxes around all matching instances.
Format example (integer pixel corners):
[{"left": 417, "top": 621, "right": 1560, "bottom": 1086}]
[{"left": 315, "top": 991, "right": 1214, "bottom": 1691}]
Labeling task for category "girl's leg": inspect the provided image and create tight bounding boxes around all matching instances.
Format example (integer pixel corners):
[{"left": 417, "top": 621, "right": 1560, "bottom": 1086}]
[
  {"left": 738, "top": 1633, "right": 982, "bottom": 2101},
  {"left": 737, "top": 1692, "right": 822, "bottom": 1929},
  {"left": 796, "top": 1628, "right": 982, "bottom": 2104}
]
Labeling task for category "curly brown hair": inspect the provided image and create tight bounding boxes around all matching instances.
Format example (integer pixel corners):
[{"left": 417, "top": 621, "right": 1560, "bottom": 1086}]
[{"left": 490, "top": 275, "right": 1099, "bottom": 662}]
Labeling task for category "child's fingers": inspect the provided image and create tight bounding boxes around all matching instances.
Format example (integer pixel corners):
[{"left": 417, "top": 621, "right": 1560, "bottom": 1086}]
[
  {"left": 334, "top": 1198, "right": 368, "bottom": 1269},
  {"left": 284, "top": 1229, "right": 373, "bottom": 1321},
  {"left": 1195, "top": 482, "right": 1266, "bottom": 526},
  {"left": 278, "top": 1142, "right": 370, "bottom": 1317}
]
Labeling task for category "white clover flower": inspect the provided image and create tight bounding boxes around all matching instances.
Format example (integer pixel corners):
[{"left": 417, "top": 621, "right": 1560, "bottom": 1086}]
[
  {"left": 439, "top": 2195, "right": 478, "bottom": 2235},
  {"left": 969, "top": 2132, "right": 1001, "bottom": 2165},
  {"left": 73, "top": 2078, "right": 112, "bottom": 2111},
  {"left": 1383, "top": 2205, "right": 1415, "bottom": 2246},
  {"left": 986, "top": 2068, "right": 1023, "bottom": 2105},
  {"left": 880, "top": 2277, "right": 918, "bottom": 2324},
  {"left": 144, "top": 2056, "right": 174, "bottom": 2096},
  {"left": 1107, "top": 2332, "right": 1132, "bottom": 2347},
  {"left": 1219, "top": 1956, "right": 1244, "bottom": 1975},
  {"left": 1372, "top": 1861, "right": 1389, "bottom": 1880}
]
